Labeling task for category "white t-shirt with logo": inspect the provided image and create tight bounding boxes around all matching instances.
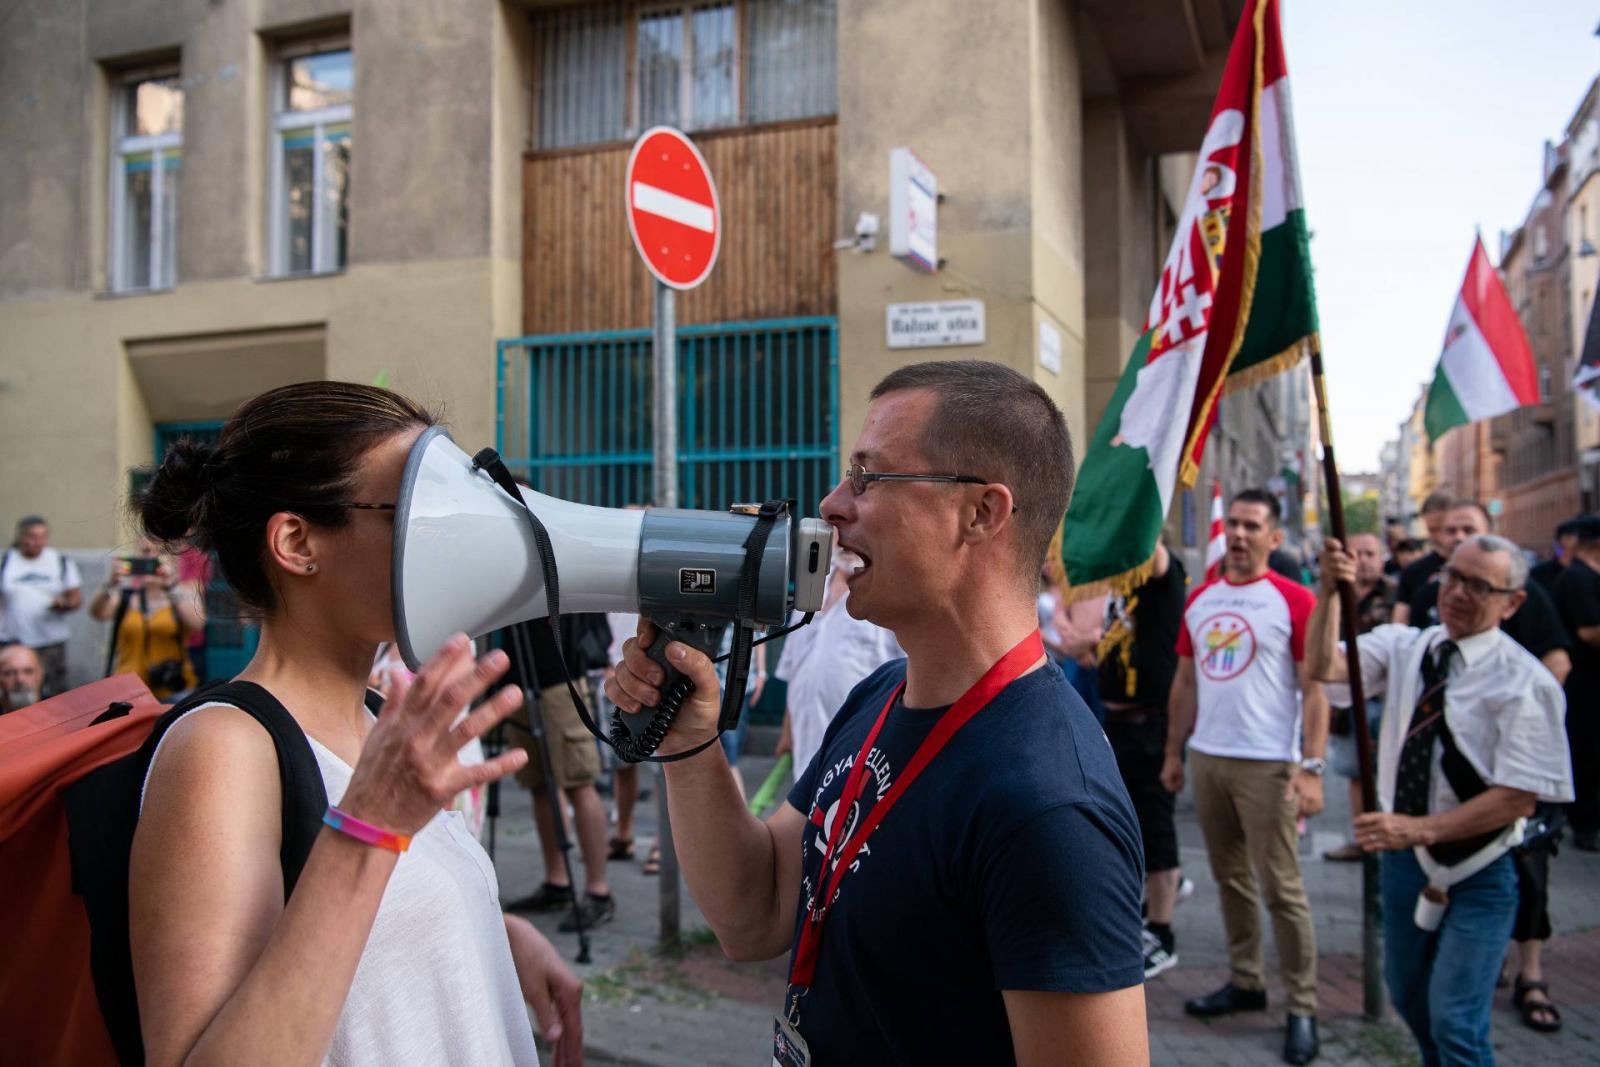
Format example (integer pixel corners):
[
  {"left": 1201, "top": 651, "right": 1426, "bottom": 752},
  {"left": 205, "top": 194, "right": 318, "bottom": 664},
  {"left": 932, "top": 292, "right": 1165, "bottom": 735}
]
[
  {"left": 1178, "top": 571, "right": 1316, "bottom": 762},
  {"left": 0, "top": 547, "right": 82, "bottom": 648}
]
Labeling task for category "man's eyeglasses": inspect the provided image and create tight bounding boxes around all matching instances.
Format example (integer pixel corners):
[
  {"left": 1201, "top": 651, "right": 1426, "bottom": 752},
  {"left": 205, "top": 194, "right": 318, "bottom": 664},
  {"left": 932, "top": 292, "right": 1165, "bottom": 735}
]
[
  {"left": 1440, "top": 565, "right": 1518, "bottom": 600},
  {"left": 843, "top": 463, "right": 986, "bottom": 495},
  {"left": 842, "top": 464, "right": 1017, "bottom": 512}
]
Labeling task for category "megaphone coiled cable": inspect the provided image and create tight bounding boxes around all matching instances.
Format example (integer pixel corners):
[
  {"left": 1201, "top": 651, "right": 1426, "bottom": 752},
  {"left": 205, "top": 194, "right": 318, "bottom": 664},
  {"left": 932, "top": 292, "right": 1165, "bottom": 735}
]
[{"left": 607, "top": 672, "right": 696, "bottom": 764}]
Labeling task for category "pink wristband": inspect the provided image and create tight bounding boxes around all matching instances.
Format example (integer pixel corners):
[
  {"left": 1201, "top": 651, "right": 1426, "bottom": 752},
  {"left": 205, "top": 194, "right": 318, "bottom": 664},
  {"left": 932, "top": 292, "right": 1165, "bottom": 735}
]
[{"left": 323, "top": 807, "right": 411, "bottom": 853}]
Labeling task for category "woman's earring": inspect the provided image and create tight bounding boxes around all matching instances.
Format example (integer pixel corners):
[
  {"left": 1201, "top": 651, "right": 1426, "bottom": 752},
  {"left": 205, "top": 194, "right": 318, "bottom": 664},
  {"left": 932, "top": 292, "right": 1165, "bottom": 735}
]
[{"left": 305, "top": 563, "right": 317, "bottom": 574}]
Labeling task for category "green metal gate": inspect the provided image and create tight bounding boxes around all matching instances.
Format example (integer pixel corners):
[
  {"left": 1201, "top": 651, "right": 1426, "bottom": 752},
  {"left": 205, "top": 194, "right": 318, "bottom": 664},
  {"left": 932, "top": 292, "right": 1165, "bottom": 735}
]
[
  {"left": 496, "top": 317, "right": 839, "bottom": 511},
  {"left": 152, "top": 422, "right": 260, "bottom": 682}
]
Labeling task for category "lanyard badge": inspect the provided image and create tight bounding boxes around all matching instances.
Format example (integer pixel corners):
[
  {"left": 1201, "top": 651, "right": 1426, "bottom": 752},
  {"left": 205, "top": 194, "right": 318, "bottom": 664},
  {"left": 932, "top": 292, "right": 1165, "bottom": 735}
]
[{"left": 776, "top": 629, "right": 1045, "bottom": 1051}]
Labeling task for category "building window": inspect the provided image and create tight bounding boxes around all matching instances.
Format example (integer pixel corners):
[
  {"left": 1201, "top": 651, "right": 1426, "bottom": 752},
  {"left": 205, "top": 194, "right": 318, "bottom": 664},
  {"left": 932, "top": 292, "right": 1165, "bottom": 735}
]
[
  {"left": 533, "top": 0, "right": 835, "bottom": 151},
  {"left": 270, "top": 41, "right": 352, "bottom": 276},
  {"left": 636, "top": 4, "right": 738, "bottom": 132},
  {"left": 111, "top": 68, "right": 183, "bottom": 292}
]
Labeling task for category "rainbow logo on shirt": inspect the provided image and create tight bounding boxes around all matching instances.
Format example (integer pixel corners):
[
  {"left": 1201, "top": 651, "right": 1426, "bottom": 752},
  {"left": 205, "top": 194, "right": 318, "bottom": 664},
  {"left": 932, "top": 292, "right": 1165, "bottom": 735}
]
[{"left": 1196, "top": 612, "right": 1257, "bottom": 681}]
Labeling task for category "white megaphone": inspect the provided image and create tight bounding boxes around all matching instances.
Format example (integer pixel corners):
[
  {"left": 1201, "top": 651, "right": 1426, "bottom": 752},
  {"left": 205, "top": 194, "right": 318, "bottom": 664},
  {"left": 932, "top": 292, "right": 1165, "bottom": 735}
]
[{"left": 391, "top": 428, "right": 833, "bottom": 758}]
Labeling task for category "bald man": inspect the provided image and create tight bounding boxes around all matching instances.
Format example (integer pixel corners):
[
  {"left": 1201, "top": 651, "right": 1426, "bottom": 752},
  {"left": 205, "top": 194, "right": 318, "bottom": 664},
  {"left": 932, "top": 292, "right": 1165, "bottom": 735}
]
[{"left": 0, "top": 643, "right": 44, "bottom": 713}]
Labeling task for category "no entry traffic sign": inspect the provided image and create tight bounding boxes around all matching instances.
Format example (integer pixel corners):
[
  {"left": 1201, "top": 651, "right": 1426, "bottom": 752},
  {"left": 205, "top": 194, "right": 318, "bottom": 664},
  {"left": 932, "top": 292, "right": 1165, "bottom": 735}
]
[{"left": 625, "top": 126, "right": 721, "bottom": 290}]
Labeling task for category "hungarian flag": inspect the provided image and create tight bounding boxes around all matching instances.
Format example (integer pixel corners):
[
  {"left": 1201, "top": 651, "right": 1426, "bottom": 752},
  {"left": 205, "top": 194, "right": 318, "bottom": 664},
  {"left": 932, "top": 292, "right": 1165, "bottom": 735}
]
[
  {"left": 1062, "top": 0, "right": 1317, "bottom": 596},
  {"left": 1423, "top": 237, "right": 1539, "bottom": 441},
  {"left": 1205, "top": 481, "right": 1226, "bottom": 581},
  {"left": 1572, "top": 290, "right": 1600, "bottom": 410}
]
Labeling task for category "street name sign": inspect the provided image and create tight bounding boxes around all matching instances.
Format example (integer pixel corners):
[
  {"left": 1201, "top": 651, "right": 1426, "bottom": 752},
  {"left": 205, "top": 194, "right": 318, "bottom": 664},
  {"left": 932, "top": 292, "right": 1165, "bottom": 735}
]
[
  {"left": 885, "top": 300, "right": 985, "bottom": 349},
  {"left": 626, "top": 126, "right": 721, "bottom": 290}
]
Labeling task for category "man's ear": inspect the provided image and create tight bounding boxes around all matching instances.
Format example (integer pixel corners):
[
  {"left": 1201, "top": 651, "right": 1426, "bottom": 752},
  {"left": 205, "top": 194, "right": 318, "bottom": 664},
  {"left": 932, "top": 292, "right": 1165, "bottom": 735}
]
[
  {"left": 264, "top": 511, "right": 316, "bottom": 579},
  {"left": 1269, "top": 525, "right": 1285, "bottom": 551},
  {"left": 963, "top": 484, "right": 1017, "bottom": 545},
  {"left": 1501, "top": 589, "right": 1527, "bottom": 622}
]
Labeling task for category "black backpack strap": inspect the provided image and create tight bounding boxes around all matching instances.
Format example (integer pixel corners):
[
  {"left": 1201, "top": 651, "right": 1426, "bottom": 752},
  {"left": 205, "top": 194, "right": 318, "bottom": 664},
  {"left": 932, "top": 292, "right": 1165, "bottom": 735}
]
[
  {"left": 64, "top": 681, "right": 329, "bottom": 1066},
  {"left": 103, "top": 586, "right": 135, "bottom": 679},
  {"left": 186, "top": 681, "right": 330, "bottom": 892},
  {"left": 1426, "top": 715, "right": 1501, "bottom": 866}
]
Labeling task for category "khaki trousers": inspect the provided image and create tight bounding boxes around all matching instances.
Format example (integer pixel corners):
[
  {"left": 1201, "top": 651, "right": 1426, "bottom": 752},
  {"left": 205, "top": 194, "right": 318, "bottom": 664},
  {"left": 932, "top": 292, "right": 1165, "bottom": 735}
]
[{"left": 1191, "top": 749, "right": 1318, "bottom": 1013}]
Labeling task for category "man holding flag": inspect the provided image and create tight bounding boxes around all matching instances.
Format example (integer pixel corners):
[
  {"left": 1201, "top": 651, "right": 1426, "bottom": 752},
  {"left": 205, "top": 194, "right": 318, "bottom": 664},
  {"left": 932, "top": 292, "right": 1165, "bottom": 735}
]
[{"left": 1061, "top": 0, "right": 1327, "bottom": 1059}]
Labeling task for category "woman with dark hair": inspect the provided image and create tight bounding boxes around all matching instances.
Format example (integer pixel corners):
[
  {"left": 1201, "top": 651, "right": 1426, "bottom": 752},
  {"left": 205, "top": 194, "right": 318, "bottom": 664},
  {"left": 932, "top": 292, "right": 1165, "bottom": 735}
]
[{"left": 128, "top": 382, "right": 582, "bottom": 1066}]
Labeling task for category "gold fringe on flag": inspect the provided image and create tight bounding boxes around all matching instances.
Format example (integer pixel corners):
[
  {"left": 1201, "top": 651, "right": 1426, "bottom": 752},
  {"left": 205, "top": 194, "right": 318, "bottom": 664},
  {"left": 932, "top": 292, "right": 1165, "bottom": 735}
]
[
  {"left": 1221, "top": 332, "right": 1318, "bottom": 395},
  {"left": 1062, "top": 551, "right": 1157, "bottom": 606}
]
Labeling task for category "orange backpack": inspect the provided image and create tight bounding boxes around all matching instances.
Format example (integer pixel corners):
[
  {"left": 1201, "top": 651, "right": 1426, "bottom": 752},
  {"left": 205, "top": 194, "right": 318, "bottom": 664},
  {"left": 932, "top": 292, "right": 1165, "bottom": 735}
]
[
  {"left": 0, "top": 676, "right": 342, "bottom": 1064},
  {"left": 0, "top": 675, "right": 162, "bottom": 1066}
]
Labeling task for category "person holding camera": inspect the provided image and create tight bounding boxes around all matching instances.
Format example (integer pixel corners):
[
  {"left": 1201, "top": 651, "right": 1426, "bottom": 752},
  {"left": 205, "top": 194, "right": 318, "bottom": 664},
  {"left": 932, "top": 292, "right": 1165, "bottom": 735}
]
[{"left": 89, "top": 537, "right": 207, "bottom": 700}]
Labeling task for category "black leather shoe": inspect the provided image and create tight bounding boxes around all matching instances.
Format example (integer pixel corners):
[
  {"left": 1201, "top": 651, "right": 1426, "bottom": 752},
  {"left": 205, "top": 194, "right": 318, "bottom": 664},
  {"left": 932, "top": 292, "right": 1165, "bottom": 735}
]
[
  {"left": 1283, "top": 1013, "right": 1319, "bottom": 1065},
  {"left": 1184, "top": 982, "right": 1268, "bottom": 1017}
]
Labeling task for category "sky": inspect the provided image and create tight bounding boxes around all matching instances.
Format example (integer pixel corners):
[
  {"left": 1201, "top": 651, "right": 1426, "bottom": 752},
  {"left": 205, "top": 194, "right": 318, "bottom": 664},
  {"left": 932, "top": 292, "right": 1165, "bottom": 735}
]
[{"left": 1280, "top": 0, "right": 1599, "bottom": 471}]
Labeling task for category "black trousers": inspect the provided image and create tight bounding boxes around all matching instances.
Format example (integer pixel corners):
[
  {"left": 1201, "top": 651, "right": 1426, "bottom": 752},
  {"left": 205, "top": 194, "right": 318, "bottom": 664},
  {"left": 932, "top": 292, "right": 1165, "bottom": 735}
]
[{"left": 1567, "top": 706, "right": 1599, "bottom": 834}]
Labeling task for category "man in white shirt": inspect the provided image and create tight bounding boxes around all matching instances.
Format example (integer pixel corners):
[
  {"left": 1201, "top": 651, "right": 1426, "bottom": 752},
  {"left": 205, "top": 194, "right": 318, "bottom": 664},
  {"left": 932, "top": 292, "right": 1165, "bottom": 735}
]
[
  {"left": 1310, "top": 534, "right": 1572, "bottom": 1067},
  {"left": 1162, "top": 488, "right": 1327, "bottom": 1066},
  {"left": 0, "top": 516, "right": 83, "bottom": 697},
  {"left": 773, "top": 549, "right": 902, "bottom": 777}
]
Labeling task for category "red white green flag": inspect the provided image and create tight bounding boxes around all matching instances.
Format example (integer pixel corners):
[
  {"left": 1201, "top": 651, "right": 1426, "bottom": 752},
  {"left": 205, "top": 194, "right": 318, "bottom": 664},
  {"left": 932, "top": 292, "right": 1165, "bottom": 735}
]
[
  {"left": 1423, "top": 237, "right": 1540, "bottom": 441},
  {"left": 1062, "top": 0, "right": 1318, "bottom": 596},
  {"left": 1205, "top": 480, "right": 1226, "bottom": 581}
]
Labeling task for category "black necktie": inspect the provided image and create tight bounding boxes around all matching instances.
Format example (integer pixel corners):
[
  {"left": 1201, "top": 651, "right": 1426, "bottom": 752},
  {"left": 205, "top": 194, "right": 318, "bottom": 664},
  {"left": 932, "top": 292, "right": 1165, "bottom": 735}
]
[{"left": 1393, "top": 640, "right": 1458, "bottom": 818}]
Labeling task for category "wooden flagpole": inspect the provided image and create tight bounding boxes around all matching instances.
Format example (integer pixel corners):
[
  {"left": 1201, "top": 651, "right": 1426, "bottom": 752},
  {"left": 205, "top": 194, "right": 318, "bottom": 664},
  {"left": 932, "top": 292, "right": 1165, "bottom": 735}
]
[{"left": 1308, "top": 342, "right": 1384, "bottom": 1021}]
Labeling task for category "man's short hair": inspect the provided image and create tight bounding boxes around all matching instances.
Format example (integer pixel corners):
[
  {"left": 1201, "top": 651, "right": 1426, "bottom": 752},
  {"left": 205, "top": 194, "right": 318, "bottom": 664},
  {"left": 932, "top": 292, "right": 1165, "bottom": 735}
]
[
  {"left": 1229, "top": 488, "right": 1281, "bottom": 525},
  {"left": 1397, "top": 537, "right": 1424, "bottom": 554},
  {"left": 1462, "top": 534, "right": 1528, "bottom": 590},
  {"left": 1571, "top": 515, "right": 1600, "bottom": 545},
  {"left": 1421, "top": 491, "right": 1453, "bottom": 516},
  {"left": 1558, "top": 514, "right": 1593, "bottom": 539},
  {"left": 15, "top": 515, "right": 45, "bottom": 532},
  {"left": 871, "top": 361, "right": 1074, "bottom": 579}
]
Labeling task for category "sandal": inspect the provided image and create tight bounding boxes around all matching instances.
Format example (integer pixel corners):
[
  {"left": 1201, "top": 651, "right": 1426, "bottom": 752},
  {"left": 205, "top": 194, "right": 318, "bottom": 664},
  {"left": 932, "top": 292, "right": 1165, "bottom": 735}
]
[
  {"left": 642, "top": 845, "right": 661, "bottom": 876},
  {"left": 1513, "top": 975, "right": 1563, "bottom": 1033},
  {"left": 607, "top": 835, "right": 635, "bottom": 861}
]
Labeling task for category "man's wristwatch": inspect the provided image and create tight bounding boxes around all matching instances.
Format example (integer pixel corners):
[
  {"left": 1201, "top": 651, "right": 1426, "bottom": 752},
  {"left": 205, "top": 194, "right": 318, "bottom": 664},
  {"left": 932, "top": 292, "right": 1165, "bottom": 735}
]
[{"left": 1298, "top": 757, "right": 1326, "bottom": 777}]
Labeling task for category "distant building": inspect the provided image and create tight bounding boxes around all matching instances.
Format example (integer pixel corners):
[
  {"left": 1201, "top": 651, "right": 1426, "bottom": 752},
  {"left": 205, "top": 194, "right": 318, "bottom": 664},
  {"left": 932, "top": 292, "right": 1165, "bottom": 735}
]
[
  {"left": 1569, "top": 77, "right": 1600, "bottom": 509},
  {"left": 1, "top": 0, "right": 1261, "bottom": 681}
]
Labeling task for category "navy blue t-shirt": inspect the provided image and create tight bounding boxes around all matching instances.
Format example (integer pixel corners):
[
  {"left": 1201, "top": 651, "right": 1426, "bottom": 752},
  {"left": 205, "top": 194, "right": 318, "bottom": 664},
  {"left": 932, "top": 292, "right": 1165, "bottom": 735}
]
[{"left": 783, "top": 659, "right": 1145, "bottom": 1064}]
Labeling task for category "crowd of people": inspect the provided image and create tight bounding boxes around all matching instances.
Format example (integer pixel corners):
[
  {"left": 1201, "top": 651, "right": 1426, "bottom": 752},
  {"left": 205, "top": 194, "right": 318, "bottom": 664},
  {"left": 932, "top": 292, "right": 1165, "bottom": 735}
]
[
  {"left": 1037, "top": 483, "right": 1591, "bottom": 1065},
  {"left": 4, "top": 367, "right": 1596, "bottom": 1067}
]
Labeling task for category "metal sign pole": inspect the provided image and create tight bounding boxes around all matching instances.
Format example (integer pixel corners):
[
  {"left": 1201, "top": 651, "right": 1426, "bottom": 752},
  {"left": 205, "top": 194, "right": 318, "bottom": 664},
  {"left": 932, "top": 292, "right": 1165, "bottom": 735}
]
[{"left": 652, "top": 278, "right": 681, "bottom": 945}]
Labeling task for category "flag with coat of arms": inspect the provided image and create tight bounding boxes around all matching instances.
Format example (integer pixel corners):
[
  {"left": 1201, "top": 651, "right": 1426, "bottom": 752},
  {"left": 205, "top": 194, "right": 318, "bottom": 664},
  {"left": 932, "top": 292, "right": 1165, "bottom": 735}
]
[{"left": 1061, "top": 0, "right": 1318, "bottom": 597}]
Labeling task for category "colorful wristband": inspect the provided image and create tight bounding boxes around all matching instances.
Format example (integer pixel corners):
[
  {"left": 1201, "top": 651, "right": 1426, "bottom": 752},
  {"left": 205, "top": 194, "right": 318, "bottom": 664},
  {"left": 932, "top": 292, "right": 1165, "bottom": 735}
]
[{"left": 323, "top": 807, "right": 411, "bottom": 853}]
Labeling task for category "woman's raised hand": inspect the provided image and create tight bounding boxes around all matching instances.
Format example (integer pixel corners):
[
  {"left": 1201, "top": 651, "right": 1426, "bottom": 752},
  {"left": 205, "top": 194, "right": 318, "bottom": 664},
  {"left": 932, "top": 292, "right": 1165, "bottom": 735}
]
[{"left": 339, "top": 634, "right": 528, "bottom": 836}]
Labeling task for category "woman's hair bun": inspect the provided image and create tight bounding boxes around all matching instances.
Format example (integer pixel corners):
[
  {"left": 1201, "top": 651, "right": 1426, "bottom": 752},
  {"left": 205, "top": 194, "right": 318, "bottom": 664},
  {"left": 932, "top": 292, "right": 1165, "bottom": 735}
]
[{"left": 136, "top": 437, "right": 217, "bottom": 545}]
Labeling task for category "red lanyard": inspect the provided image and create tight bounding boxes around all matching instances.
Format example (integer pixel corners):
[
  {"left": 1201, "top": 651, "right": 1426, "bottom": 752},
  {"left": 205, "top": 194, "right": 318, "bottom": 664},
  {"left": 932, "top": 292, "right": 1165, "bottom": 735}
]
[{"left": 787, "top": 629, "right": 1045, "bottom": 999}]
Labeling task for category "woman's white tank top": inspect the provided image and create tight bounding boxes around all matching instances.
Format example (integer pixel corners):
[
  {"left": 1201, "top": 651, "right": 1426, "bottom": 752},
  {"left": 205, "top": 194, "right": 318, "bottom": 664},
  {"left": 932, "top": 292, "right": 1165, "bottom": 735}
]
[{"left": 141, "top": 704, "right": 541, "bottom": 1066}]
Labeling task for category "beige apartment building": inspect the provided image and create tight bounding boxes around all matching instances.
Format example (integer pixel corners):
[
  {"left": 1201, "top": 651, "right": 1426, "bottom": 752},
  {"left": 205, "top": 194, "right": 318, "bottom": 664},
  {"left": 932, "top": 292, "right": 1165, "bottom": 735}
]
[{"left": 4, "top": 0, "right": 1273, "bottom": 678}]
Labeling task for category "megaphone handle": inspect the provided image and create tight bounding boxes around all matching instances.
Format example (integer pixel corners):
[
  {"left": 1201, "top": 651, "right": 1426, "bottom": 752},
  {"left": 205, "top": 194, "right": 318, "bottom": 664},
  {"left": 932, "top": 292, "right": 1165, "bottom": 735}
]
[{"left": 641, "top": 619, "right": 724, "bottom": 706}]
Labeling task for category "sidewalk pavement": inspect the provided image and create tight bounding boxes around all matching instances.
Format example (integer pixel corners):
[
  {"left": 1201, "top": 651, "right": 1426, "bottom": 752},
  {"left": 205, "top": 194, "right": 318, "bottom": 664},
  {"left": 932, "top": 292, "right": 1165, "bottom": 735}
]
[{"left": 491, "top": 750, "right": 1600, "bottom": 1066}]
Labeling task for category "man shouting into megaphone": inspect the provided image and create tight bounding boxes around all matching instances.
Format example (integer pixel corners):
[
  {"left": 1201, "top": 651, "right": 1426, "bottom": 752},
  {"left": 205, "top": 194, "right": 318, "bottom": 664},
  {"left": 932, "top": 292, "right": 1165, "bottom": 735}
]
[{"left": 607, "top": 360, "right": 1148, "bottom": 1066}]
